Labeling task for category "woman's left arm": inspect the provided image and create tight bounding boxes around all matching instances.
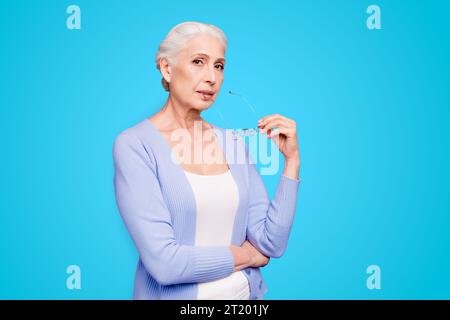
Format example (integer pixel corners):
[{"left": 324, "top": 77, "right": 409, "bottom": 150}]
[{"left": 245, "top": 114, "right": 301, "bottom": 258}]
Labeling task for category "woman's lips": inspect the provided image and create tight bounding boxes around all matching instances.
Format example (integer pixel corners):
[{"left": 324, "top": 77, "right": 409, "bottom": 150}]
[{"left": 197, "top": 91, "right": 214, "bottom": 100}]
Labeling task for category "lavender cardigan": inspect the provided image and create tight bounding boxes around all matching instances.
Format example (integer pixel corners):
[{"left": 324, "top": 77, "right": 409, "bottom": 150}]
[{"left": 113, "top": 119, "right": 300, "bottom": 300}]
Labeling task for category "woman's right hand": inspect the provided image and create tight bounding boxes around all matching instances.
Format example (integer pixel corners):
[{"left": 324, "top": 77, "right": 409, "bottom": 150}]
[
  {"left": 241, "top": 240, "right": 270, "bottom": 268},
  {"left": 229, "top": 241, "right": 270, "bottom": 271}
]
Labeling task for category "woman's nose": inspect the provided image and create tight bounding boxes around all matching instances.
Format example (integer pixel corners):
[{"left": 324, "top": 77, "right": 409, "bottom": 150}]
[{"left": 204, "top": 65, "right": 217, "bottom": 85}]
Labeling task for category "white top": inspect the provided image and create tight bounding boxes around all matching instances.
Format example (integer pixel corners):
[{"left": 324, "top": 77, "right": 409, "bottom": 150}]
[{"left": 184, "top": 169, "right": 250, "bottom": 300}]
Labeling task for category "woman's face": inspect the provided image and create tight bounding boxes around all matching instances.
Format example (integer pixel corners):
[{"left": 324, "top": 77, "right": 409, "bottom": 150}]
[{"left": 165, "top": 34, "right": 226, "bottom": 111}]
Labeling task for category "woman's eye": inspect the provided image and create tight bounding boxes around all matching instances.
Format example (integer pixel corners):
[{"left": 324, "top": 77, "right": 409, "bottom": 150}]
[{"left": 193, "top": 59, "right": 224, "bottom": 71}]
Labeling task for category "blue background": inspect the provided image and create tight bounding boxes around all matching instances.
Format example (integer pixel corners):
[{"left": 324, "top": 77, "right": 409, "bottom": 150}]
[{"left": 1, "top": 0, "right": 449, "bottom": 299}]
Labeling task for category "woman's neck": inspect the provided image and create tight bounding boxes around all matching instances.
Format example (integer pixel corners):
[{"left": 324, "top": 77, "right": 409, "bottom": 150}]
[{"left": 157, "top": 96, "right": 205, "bottom": 131}]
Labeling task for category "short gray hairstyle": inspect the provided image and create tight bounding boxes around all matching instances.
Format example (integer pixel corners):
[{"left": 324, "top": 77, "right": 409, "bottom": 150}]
[{"left": 155, "top": 21, "right": 228, "bottom": 92}]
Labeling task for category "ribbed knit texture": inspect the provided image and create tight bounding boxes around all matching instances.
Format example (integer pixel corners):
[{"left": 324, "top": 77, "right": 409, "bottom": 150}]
[{"left": 113, "top": 119, "right": 300, "bottom": 300}]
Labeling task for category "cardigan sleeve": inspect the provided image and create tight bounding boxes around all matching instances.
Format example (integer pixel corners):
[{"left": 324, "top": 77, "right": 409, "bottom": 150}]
[
  {"left": 245, "top": 142, "right": 300, "bottom": 258},
  {"left": 113, "top": 133, "right": 234, "bottom": 286}
]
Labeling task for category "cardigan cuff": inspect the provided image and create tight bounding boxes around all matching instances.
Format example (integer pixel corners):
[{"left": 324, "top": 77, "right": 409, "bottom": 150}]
[{"left": 190, "top": 246, "right": 234, "bottom": 283}]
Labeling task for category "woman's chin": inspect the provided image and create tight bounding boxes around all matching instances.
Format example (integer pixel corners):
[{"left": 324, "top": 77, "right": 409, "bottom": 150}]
[{"left": 193, "top": 101, "right": 213, "bottom": 110}]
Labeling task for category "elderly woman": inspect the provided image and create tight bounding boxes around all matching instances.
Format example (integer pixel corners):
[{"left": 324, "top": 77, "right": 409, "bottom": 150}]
[{"left": 113, "top": 21, "right": 301, "bottom": 300}]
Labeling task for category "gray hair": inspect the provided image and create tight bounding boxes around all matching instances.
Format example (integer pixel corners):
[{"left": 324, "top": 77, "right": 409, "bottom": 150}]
[{"left": 155, "top": 21, "right": 228, "bottom": 92}]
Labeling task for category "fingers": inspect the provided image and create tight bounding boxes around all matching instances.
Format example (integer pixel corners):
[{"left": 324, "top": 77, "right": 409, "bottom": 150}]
[
  {"left": 258, "top": 114, "right": 295, "bottom": 127},
  {"left": 259, "top": 120, "right": 287, "bottom": 134},
  {"left": 259, "top": 113, "right": 294, "bottom": 124},
  {"left": 268, "top": 126, "right": 296, "bottom": 138},
  {"left": 258, "top": 114, "right": 297, "bottom": 137}
]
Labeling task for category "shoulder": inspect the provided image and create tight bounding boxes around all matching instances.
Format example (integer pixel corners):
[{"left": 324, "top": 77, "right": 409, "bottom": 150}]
[
  {"left": 113, "top": 119, "right": 157, "bottom": 166},
  {"left": 115, "top": 118, "right": 155, "bottom": 142}
]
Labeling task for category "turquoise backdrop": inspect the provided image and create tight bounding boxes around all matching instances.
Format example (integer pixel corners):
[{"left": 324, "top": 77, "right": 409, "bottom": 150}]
[{"left": 1, "top": 0, "right": 449, "bottom": 299}]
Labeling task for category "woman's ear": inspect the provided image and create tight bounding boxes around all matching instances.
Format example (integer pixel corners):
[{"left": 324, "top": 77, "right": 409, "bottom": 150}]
[{"left": 160, "top": 58, "right": 172, "bottom": 83}]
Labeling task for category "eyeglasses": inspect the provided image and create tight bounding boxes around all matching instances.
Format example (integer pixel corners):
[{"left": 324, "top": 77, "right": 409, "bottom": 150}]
[{"left": 214, "top": 90, "right": 261, "bottom": 140}]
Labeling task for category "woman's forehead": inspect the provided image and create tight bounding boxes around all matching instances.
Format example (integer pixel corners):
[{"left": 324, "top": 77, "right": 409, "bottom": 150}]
[{"left": 184, "top": 35, "right": 226, "bottom": 59}]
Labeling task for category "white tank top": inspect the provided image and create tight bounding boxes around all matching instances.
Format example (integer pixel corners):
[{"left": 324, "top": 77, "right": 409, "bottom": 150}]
[{"left": 184, "top": 169, "right": 250, "bottom": 300}]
